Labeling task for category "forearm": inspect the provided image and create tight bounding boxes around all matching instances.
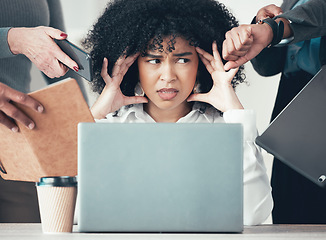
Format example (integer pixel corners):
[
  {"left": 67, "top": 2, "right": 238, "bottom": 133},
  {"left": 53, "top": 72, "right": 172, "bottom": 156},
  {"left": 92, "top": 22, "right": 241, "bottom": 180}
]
[
  {"left": 90, "top": 87, "right": 116, "bottom": 120},
  {"left": 6, "top": 27, "right": 27, "bottom": 55},
  {"left": 223, "top": 1, "right": 326, "bottom": 70},
  {"left": 249, "top": 19, "right": 288, "bottom": 76},
  {"left": 91, "top": 102, "right": 109, "bottom": 120}
]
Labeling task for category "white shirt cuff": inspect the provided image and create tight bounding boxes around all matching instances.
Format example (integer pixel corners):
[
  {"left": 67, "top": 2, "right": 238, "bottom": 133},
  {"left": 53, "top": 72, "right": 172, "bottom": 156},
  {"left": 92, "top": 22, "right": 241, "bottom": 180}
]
[{"left": 223, "top": 109, "right": 257, "bottom": 141}]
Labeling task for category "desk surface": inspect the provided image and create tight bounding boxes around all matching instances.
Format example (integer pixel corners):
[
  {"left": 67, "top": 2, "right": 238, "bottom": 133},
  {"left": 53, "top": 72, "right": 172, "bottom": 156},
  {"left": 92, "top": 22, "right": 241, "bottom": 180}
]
[{"left": 1, "top": 224, "right": 326, "bottom": 239}]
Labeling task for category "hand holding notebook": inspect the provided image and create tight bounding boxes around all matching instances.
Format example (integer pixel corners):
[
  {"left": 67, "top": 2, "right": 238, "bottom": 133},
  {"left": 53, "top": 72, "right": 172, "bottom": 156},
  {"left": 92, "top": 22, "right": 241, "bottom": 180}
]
[{"left": 0, "top": 78, "right": 94, "bottom": 182}]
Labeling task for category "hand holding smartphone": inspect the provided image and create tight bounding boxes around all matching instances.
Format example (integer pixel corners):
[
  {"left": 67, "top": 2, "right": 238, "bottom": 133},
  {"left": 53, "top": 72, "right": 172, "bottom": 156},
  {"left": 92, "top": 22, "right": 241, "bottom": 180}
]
[{"left": 54, "top": 39, "right": 93, "bottom": 82}]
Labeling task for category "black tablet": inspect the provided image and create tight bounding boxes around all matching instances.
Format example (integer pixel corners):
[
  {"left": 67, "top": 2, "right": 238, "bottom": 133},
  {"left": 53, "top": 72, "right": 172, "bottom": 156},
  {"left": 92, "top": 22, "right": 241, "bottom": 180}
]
[{"left": 256, "top": 66, "right": 326, "bottom": 188}]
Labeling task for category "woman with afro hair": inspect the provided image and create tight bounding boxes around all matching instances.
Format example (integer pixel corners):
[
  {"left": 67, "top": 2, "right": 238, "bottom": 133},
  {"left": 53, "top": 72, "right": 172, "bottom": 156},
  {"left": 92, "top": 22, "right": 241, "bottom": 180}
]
[{"left": 84, "top": 0, "right": 273, "bottom": 225}]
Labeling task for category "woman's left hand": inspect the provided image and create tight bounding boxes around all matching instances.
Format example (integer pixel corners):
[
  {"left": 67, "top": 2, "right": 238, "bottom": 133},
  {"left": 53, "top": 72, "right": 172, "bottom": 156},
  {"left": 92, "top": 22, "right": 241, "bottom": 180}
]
[{"left": 187, "top": 42, "right": 243, "bottom": 112}]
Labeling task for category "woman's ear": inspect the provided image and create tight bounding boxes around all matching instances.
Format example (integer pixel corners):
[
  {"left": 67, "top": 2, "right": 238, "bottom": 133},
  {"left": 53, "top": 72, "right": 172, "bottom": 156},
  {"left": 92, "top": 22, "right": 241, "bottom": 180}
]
[
  {"left": 193, "top": 81, "right": 201, "bottom": 94},
  {"left": 134, "top": 82, "right": 145, "bottom": 97}
]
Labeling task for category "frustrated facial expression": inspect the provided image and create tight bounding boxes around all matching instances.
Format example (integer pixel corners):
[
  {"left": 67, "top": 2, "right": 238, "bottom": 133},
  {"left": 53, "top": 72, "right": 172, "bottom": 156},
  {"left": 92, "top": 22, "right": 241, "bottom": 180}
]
[{"left": 137, "top": 37, "right": 199, "bottom": 118}]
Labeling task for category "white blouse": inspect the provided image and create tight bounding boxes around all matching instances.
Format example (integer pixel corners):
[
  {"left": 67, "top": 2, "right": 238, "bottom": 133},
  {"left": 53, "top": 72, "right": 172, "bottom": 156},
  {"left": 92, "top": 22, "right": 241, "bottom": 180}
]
[{"left": 96, "top": 103, "right": 273, "bottom": 225}]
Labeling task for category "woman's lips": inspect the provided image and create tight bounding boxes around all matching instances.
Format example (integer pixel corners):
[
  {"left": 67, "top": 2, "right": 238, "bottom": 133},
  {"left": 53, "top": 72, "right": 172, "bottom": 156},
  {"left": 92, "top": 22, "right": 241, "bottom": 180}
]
[{"left": 157, "top": 88, "right": 179, "bottom": 100}]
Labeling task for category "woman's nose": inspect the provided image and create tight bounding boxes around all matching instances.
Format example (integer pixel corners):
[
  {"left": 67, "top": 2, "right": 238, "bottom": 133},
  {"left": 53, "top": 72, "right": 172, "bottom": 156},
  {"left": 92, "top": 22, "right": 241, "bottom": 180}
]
[{"left": 160, "top": 63, "right": 176, "bottom": 83}]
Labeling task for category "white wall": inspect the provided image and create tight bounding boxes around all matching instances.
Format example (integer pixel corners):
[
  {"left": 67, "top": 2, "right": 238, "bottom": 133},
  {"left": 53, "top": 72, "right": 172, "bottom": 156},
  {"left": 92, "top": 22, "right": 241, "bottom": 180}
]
[{"left": 31, "top": 0, "right": 284, "bottom": 224}]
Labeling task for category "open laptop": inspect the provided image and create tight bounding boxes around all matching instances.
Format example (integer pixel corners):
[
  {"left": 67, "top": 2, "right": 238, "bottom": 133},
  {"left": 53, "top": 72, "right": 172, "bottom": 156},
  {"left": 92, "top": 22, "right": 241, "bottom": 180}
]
[
  {"left": 77, "top": 123, "right": 243, "bottom": 233},
  {"left": 256, "top": 66, "right": 326, "bottom": 188}
]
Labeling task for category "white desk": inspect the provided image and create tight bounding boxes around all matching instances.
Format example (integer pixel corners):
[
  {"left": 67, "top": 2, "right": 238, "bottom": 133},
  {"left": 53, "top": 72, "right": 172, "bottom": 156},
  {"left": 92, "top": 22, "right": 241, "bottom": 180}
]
[{"left": 1, "top": 224, "right": 326, "bottom": 239}]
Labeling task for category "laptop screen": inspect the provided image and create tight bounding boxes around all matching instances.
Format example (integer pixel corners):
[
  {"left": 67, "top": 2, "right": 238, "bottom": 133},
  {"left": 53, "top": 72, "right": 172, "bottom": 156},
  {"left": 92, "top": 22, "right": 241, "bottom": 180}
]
[{"left": 78, "top": 123, "right": 243, "bottom": 232}]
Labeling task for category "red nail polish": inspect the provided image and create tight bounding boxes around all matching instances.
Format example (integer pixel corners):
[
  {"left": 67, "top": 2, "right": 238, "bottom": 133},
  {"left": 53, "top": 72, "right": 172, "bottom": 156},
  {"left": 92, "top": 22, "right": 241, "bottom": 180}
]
[
  {"left": 73, "top": 66, "right": 79, "bottom": 72},
  {"left": 60, "top": 33, "right": 68, "bottom": 38}
]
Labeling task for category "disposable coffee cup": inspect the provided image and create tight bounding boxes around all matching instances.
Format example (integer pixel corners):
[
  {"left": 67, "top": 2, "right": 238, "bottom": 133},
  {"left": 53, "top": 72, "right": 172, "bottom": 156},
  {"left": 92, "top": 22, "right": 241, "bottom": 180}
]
[{"left": 36, "top": 176, "right": 77, "bottom": 233}]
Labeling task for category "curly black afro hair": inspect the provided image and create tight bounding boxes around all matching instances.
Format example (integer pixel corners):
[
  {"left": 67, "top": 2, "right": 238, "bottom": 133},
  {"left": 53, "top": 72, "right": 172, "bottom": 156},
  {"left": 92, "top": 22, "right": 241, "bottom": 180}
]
[{"left": 83, "top": 0, "right": 245, "bottom": 96}]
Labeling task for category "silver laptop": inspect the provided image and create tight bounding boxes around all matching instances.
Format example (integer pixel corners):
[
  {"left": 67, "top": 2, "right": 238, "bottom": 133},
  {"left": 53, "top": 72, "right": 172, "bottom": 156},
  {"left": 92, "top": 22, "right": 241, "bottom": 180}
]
[
  {"left": 256, "top": 66, "right": 326, "bottom": 188},
  {"left": 78, "top": 123, "right": 243, "bottom": 232}
]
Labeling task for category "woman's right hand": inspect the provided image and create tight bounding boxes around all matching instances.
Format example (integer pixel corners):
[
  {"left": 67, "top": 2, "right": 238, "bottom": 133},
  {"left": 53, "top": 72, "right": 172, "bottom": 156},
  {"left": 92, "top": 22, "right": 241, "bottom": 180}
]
[
  {"left": 91, "top": 55, "right": 148, "bottom": 119},
  {"left": 189, "top": 42, "right": 243, "bottom": 112}
]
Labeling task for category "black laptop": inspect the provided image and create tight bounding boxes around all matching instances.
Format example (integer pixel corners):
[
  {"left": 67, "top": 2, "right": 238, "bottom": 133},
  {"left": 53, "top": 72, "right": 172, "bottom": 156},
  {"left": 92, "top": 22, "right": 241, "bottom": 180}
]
[{"left": 256, "top": 66, "right": 326, "bottom": 188}]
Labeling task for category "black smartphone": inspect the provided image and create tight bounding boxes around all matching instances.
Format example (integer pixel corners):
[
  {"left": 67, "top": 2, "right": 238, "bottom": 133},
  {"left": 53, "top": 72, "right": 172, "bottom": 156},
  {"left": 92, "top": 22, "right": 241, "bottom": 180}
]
[{"left": 54, "top": 39, "right": 93, "bottom": 81}]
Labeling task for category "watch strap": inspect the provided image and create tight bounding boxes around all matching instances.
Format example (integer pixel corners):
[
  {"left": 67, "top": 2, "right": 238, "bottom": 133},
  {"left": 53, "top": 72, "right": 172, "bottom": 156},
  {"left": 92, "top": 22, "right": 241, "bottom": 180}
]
[{"left": 261, "top": 18, "right": 284, "bottom": 47}]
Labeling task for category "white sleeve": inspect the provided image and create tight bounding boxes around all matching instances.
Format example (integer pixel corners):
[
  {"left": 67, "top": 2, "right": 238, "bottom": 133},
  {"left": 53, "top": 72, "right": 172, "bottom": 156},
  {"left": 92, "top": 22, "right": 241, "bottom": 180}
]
[{"left": 223, "top": 109, "right": 273, "bottom": 225}]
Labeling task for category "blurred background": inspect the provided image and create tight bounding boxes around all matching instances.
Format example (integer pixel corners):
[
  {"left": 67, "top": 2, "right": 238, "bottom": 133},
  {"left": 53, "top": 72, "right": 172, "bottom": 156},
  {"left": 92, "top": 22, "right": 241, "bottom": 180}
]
[{"left": 31, "top": 0, "right": 283, "bottom": 223}]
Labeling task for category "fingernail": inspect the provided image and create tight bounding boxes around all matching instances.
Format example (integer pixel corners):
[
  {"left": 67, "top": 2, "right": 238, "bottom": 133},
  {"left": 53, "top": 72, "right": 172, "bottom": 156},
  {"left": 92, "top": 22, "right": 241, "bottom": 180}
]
[
  {"left": 11, "top": 127, "right": 18, "bottom": 133},
  {"left": 28, "top": 123, "right": 35, "bottom": 130},
  {"left": 73, "top": 66, "right": 79, "bottom": 72},
  {"left": 38, "top": 105, "right": 44, "bottom": 113},
  {"left": 60, "top": 33, "right": 68, "bottom": 38}
]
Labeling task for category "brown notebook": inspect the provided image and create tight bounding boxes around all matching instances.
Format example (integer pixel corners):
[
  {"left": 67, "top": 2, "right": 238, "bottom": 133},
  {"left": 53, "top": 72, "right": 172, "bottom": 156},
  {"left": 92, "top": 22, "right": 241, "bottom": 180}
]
[{"left": 0, "top": 78, "right": 94, "bottom": 182}]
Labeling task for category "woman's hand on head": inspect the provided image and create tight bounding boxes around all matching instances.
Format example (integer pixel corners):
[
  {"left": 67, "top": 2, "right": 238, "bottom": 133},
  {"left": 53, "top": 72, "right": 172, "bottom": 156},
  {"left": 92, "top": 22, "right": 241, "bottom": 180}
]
[
  {"left": 91, "top": 54, "right": 148, "bottom": 119},
  {"left": 7, "top": 26, "right": 79, "bottom": 78},
  {"left": 187, "top": 42, "right": 243, "bottom": 112}
]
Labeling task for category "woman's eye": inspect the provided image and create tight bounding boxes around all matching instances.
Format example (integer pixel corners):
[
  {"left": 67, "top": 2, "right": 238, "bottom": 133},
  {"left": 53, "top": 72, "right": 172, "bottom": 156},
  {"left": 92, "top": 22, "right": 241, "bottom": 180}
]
[
  {"left": 148, "top": 59, "right": 160, "bottom": 64},
  {"left": 177, "top": 58, "right": 190, "bottom": 64}
]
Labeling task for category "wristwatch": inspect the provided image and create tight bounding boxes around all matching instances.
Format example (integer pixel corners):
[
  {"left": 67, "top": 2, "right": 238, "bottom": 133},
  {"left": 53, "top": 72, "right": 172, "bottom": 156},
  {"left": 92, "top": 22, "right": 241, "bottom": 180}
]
[
  {"left": 260, "top": 18, "right": 284, "bottom": 47},
  {"left": 251, "top": 16, "right": 285, "bottom": 47}
]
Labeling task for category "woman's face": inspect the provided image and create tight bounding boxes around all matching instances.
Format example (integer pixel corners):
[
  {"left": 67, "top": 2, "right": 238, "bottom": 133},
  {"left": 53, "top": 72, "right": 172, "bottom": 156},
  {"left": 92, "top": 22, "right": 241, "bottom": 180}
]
[{"left": 137, "top": 37, "right": 199, "bottom": 116}]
